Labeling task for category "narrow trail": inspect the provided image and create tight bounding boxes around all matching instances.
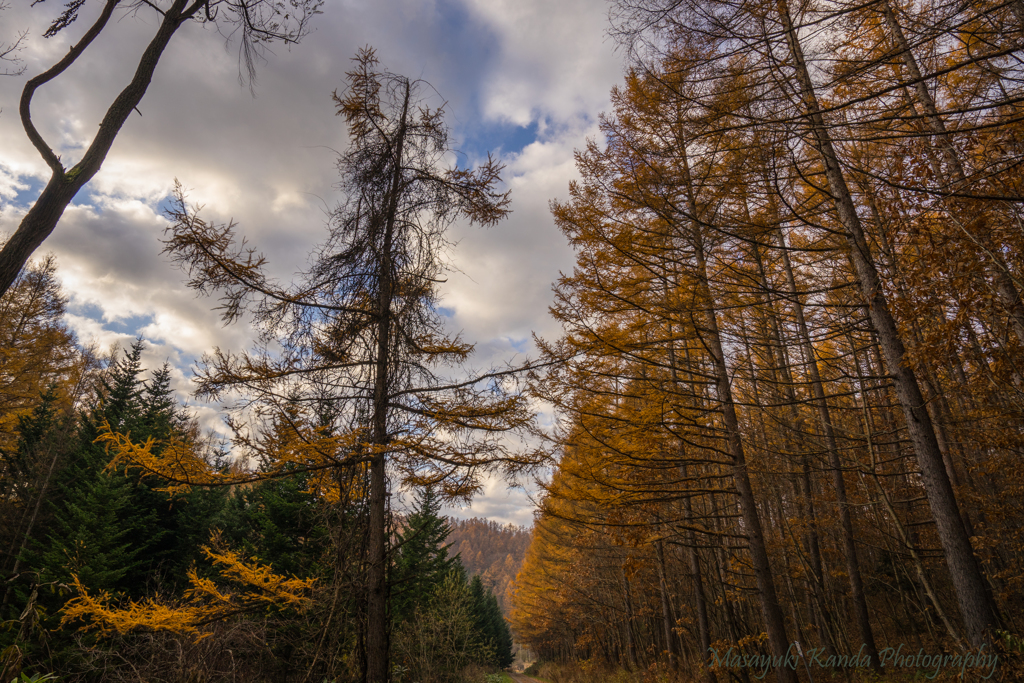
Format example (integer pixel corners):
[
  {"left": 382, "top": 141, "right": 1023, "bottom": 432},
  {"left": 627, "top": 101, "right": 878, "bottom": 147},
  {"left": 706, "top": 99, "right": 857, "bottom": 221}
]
[{"left": 508, "top": 673, "right": 544, "bottom": 683}]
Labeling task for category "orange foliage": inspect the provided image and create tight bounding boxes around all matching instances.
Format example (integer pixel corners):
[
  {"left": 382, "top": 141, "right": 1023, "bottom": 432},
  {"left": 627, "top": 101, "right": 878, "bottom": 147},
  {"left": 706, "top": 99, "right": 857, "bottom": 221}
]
[{"left": 61, "top": 533, "right": 316, "bottom": 639}]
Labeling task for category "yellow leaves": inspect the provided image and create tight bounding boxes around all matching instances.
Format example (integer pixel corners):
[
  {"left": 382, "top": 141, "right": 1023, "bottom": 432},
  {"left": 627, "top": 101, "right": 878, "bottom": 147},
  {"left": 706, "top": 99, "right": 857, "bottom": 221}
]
[
  {"left": 95, "top": 412, "right": 364, "bottom": 502},
  {"left": 0, "top": 255, "right": 87, "bottom": 455},
  {"left": 62, "top": 575, "right": 211, "bottom": 638},
  {"left": 409, "top": 333, "right": 474, "bottom": 363},
  {"left": 190, "top": 536, "right": 316, "bottom": 612},
  {"left": 96, "top": 423, "right": 223, "bottom": 494},
  {"left": 61, "top": 533, "right": 316, "bottom": 639}
]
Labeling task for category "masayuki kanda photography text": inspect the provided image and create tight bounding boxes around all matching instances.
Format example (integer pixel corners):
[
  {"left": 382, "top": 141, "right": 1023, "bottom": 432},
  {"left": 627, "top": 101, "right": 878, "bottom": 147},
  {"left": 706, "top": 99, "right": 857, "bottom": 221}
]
[{"left": 708, "top": 643, "right": 999, "bottom": 680}]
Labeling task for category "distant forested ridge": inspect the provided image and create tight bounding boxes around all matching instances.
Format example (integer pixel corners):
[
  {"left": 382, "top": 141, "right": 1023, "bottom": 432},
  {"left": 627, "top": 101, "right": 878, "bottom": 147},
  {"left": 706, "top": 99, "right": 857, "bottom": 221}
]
[{"left": 446, "top": 518, "right": 530, "bottom": 614}]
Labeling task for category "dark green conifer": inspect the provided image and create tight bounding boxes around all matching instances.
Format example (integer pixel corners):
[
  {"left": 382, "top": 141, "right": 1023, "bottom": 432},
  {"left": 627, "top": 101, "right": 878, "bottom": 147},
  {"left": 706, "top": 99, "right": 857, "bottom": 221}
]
[
  {"left": 468, "top": 574, "right": 514, "bottom": 668},
  {"left": 36, "top": 340, "right": 154, "bottom": 594},
  {"left": 219, "top": 471, "right": 329, "bottom": 579},
  {"left": 392, "top": 486, "right": 460, "bottom": 623}
]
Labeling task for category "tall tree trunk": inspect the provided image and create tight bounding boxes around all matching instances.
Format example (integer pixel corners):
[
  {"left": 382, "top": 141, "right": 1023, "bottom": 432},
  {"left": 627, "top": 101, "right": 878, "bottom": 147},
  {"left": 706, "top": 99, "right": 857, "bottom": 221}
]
[
  {"left": 749, "top": 239, "right": 838, "bottom": 657},
  {"left": 621, "top": 566, "right": 638, "bottom": 670},
  {"left": 655, "top": 538, "right": 679, "bottom": 671},
  {"left": 366, "top": 83, "right": 411, "bottom": 683},
  {"left": 846, "top": 329, "right": 966, "bottom": 648},
  {"left": 774, "top": 0, "right": 999, "bottom": 646},
  {"left": 772, "top": 227, "right": 881, "bottom": 670},
  {"left": 681, "top": 464, "right": 717, "bottom": 683},
  {"left": 668, "top": 334, "right": 717, "bottom": 683},
  {"left": 676, "top": 143, "right": 795, "bottom": 682},
  {"left": 879, "top": 0, "right": 1024, "bottom": 346},
  {"left": 692, "top": 238, "right": 796, "bottom": 683}
]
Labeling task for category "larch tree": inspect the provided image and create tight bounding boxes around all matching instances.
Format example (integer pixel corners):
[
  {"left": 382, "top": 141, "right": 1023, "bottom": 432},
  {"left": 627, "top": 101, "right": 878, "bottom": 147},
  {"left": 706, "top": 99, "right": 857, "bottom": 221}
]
[
  {"left": 100, "top": 48, "right": 543, "bottom": 682},
  {"left": 532, "top": 53, "right": 806, "bottom": 680},
  {"left": 770, "top": 0, "right": 1000, "bottom": 647},
  {"left": 0, "top": 255, "right": 88, "bottom": 453},
  {"left": 608, "top": 0, "right": 1007, "bottom": 650}
]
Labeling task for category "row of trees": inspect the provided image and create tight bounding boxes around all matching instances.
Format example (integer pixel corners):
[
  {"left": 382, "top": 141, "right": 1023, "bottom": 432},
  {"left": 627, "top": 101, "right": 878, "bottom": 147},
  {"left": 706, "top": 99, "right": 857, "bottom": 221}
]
[{"left": 512, "top": 0, "right": 1024, "bottom": 680}]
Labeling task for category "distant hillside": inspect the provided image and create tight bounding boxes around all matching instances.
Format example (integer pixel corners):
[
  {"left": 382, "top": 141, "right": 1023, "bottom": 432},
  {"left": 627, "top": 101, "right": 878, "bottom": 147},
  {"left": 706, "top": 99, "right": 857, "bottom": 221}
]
[{"left": 446, "top": 517, "right": 530, "bottom": 615}]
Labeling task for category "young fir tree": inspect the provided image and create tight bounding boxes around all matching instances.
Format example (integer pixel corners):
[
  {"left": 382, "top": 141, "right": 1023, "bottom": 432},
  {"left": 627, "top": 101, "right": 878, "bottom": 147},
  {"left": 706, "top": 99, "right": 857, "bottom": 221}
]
[
  {"left": 0, "top": 387, "right": 76, "bottom": 619},
  {"left": 28, "top": 343, "right": 218, "bottom": 604},
  {"left": 468, "top": 574, "right": 514, "bottom": 669},
  {"left": 122, "top": 361, "right": 220, "bottom": 591},
  {"left": 35, "top": 341, "right": 154, "bottom": 595},
  {"left": 219, "top": 471, "right": 330, "bottom": 580},
  {"left": 392, "top": 486, "right": 461, "bottom": 623}
]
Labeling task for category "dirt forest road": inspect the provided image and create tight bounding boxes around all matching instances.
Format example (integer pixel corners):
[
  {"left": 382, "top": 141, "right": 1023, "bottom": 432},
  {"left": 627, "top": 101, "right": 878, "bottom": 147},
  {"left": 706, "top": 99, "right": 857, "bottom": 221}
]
[{"left": 508, "top": 674, "right": 544, "bottom": 683}]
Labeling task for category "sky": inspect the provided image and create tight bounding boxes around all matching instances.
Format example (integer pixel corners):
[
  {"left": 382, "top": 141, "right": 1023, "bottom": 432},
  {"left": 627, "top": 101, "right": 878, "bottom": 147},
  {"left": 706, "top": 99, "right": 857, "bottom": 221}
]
[{"left": 0, "top": 0, "right": 625, "bottom": 527}]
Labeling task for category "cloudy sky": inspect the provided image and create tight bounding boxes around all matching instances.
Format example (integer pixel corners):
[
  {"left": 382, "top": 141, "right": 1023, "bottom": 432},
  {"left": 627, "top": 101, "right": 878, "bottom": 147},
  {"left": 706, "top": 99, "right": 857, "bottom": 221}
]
[{"left": 0, "top": 0, "right": 625, "bottom": 526}]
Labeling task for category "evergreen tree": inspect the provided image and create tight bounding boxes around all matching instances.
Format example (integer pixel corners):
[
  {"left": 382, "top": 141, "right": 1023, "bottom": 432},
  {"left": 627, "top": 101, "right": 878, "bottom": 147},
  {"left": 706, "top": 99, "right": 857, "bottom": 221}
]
[
  {"left": 0, "top": 387, "right": 75, "bottom": 613},
  {"left": 20, "top": 343, "right": 215, "bottom": 600},
  {"left": 392, "top": 486, "right": 461, "bottom": 623},
  {"left": 122, "top": 361, "right": 204, "bottom": 591},
  {"left": 34, "top": 341, "right": 154, "bottom": 596},
  {"left": 219, "top": 471, "right": 329, "bottom": 579},
  {"left": 3, "top": 341, "right": 232, "bottom": 677},
  {"left": 37, "top": 458, "right": 141, "bottom": 593},
  {"left": 0, "top": 386, "right": 63, "bottom": 503},
  {"left": 486, "top": 589, "right": 513, "bottom": 668},
  {"left": 97, "top": 339, "right": 147, "bottom": 433},
  {"left": 141, "top": 362, "right": 178, "bottom": 440},
  {"left": 468, "top": 574, "right": 514, "bottom": 669}
]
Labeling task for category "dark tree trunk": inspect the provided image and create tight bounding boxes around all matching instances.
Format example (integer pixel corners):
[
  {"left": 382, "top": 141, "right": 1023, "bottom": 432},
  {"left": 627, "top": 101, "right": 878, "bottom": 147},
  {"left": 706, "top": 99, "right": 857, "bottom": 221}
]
[
  {"left": 775, "top": 0, "right": 999, "bottom": 647},
  {"left": 655, "top": 537, "right": 679, "bottom": 671},
  {"left": 677, "top": 144, "right": 795, "bottom": 683},
  {"left": 693, "top": 242, "right": 797, "bottom": 683},
  {"left": 681, "top": 464, "right": 717, "bottom": 683},
  {"left": 772, "top": 228, "right": 881, "bottom": 670},
  {"left": 0, "top": 0, "right": 195, "bottom": 297},
  {"left": 365, "top": 83, "right": 411, "bottom": 683}
]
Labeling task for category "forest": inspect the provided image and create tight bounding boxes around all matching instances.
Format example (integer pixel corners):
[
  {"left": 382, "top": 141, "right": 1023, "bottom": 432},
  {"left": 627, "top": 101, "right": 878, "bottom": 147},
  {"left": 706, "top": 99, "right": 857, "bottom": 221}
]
[
  {"left": 510, "top": 0, "right": 1024, "bottom": 681},
  {"left": 0, "top": 316, "right": 516, "bottom": 682},
  {"left": 1, "top": 0, "right": 1024, "bottom": 681}
]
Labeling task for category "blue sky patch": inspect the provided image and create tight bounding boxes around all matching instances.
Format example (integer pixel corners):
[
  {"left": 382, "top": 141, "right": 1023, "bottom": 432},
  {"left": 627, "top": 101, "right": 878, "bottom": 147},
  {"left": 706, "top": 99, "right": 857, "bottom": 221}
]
[
  {"left": 105, "top": 312, "right": 156, "bottom": 336},
  {"left": 156, "top": 193, "right": 177, "bottom": 219},
  {"left": 506, "top": 336, "right": 529, "bottom": 353},
  {"left": 7, "top": 173, "right": 45, "bottom": 210},
  {"left": 457, "top": 119, "right": 540, "bottom": 163},
  {"left": 71, "top": 301, "right": 154, "bottom": 336}
]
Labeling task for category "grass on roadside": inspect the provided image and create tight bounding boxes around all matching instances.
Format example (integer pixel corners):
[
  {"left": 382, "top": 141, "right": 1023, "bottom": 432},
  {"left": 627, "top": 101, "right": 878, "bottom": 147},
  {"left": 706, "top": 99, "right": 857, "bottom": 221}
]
[{"left": 483, "top": 673, "right": 514, "bottom": 683}]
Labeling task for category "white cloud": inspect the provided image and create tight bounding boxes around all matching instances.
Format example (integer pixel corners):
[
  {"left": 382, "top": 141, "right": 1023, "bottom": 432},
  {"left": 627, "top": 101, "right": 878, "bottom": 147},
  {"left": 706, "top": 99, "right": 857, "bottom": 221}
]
[
  {"left": 444, "top": 473, "right": 540, "bottom": 528},
  {"left": 439, "top": 116, "right": 602, "bottom": 357},
  {"left": 461, "top": 0, "right": 622, "bottom": 126},
  {"left": 0, "top": 0, "right": 622, "bottom": 526},
  {"left": 0, "top": 163, "right": 30, "bottom": 204}
]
